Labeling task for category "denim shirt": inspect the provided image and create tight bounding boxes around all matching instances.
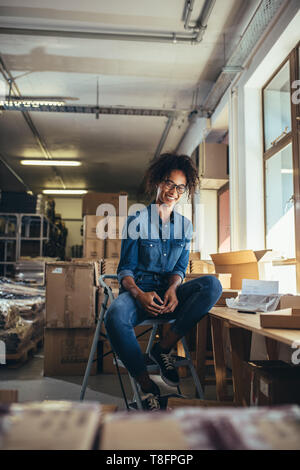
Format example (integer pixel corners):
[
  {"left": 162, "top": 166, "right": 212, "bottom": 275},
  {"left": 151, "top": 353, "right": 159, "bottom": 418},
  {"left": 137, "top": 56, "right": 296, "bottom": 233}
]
[{"left": 117, "top": 202, "right": 193, "bottom": 286}]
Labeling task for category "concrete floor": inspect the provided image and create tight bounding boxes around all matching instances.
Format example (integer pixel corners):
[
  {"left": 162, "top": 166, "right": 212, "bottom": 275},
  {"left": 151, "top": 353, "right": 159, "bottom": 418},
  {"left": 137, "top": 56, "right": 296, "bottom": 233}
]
[{"left": 0, "top": 345, "right": 230, "bottom": 410}]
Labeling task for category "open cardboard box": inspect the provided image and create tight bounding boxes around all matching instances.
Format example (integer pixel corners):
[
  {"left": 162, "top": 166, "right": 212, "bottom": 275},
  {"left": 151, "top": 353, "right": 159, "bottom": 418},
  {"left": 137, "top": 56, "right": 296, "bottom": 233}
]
[{"left": 210, "top": 250, "right": 279, "bottom": 290}]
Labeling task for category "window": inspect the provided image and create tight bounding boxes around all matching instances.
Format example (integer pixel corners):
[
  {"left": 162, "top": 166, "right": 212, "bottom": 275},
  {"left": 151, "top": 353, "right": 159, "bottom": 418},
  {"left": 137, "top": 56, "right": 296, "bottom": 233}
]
[
  {"left": 262, "top": 42, "right": 300, "bottom": 290},
  {"left": 265, "top": 143, "right": 295, "bottom": 258},
  {"left": 263, "top": 61, "right": 291, "bottom": 151}
]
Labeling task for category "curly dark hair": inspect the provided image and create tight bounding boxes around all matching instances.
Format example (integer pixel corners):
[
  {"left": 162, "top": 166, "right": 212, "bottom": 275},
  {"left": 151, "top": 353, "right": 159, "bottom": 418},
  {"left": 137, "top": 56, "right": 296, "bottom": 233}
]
[{"left": 143, "top": 153, "right": 199, "bottom": 199}]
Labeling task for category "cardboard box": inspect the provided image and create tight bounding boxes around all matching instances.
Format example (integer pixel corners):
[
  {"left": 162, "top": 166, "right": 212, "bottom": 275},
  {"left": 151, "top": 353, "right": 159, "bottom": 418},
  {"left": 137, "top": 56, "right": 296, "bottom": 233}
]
[
  {"left": 260, "top": 308, "right": 300, "bottom": 329},
  {"left": 100, "top": 417, "right": 187, "bottom": 450},
  {"left": 243, "top": 360, "right": 300, "bottom": 406},
  {"left": 0, "top": 390, "right": 18, "bottom": 404},
  {"left": 83, "top": 215, "right": 105, "bottom": 239},
  {"left": 210, "top": 250, "right": 277, "bottom": 290},
  {"left": 83, "top": 215, "right": 125, "bottom": 240},
  {"left": 215, "top": 289, "right": 240, "bottom": 306},
  {"left": 279, "top": 294, "right": 300, "bottom": 309},
  {"left": 185, "top": 272, "right": 231, "bottom": 289},
  {"left": 82, "top": 192, "right": 127, "bottom": 216},
  {"left": 105, "top": 239, "right": 122, "bottom": 258},
  {"left": 44, "top": 328, "right": 97, "bottom": 376},
  {"left": 189, "top": 252, "right": 201, "bottom": 260},
  {"left": 46, "top": 261, "right": 97, "bottom": 328},
  {"left": 101, "top": 258, "right": 120, "bottom": 288},
  {"left": 1, "top": 401, "right": 100, "bottom": 450},
  {"left": 83, "top": 239, "right": 105, "bottom": 259},
  {"left": 190, "top": 260, "right": 215, "bottom": 274},
  {"left": 101, "top": 258, "right": 119, "bottom": 273}
]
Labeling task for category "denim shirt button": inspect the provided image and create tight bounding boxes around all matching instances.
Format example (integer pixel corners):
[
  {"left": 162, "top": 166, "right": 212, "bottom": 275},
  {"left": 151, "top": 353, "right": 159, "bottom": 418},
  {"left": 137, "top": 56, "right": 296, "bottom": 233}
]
[{"left": 163, "top": 253, "right": 166, "bottom": 256}]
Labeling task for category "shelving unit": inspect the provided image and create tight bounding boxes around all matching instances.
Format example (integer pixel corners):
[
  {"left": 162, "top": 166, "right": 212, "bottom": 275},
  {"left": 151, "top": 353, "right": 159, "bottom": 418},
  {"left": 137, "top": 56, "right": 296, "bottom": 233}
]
[{"left": 0, "top": 213, "right": 56, "bottom": 277}]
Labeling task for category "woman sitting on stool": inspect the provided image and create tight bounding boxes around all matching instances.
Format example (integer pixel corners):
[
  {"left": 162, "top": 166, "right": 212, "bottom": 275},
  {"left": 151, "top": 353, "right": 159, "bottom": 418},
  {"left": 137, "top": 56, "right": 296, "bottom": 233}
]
[{"left": 105, "top": 153, "right": 222, "bottom": 410}]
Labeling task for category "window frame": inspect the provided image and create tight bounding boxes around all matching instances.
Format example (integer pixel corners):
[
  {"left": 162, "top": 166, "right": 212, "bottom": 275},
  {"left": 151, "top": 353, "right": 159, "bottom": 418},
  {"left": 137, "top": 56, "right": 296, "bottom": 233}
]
[{"left": 262, "top": 41, "right": 300, "bottom": 291}]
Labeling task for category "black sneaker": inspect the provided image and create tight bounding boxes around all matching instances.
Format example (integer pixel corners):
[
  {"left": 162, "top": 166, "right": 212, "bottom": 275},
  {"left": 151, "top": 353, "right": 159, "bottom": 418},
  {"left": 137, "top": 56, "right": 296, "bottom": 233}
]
[
  {"left": 149, "top": 342, "right": 180, "bottom": 387},
  {"left": 139, "top": 381, "right": 161, "bottom": 412},
  {"left": 141, "top": 392, "right": 161, "bottom": 411}
]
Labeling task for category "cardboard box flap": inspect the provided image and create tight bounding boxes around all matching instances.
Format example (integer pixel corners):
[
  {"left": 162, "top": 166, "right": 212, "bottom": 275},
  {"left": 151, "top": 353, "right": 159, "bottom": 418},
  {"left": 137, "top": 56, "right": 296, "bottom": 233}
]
[
  {"left": 253, "top": 249, "right": 272, "bottom": 262},
  {"left": 210, "top": 251, "right": 259, "bottom": 266}
]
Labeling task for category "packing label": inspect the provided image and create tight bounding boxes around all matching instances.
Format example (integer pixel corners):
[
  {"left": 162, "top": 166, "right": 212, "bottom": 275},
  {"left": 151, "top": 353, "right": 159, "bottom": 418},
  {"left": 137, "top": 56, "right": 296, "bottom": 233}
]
[{"left": 52, "top": 268, "right": 63, "bottom": 274}]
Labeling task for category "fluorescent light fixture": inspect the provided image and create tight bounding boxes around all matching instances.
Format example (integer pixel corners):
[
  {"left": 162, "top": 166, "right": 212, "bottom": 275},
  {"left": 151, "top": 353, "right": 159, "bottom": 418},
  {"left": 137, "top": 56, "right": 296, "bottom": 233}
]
[
  {"left": 281, "top": 169, "right": 293, "bottom": 174},
  {"left": 42, "top": 189, "right": 87, "bottom": 195},
  {"left": 0, "top": 99, "right": 65, "bottom": 107},
  {"left": 21, "top": 160, "right": 81, "bottom": 166}
]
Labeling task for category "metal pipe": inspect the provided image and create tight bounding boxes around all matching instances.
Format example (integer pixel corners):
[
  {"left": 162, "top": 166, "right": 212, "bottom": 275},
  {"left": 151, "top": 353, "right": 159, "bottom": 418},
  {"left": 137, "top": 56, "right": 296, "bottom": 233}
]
[
  {"left": 184, "top": 0, "right": 196, "bottom": 30},
  {"left": 0, "top": 56, "right": 66, "bottom": 189},
  {"left": 194, "top": 0, "right": 216, "bottom": 42},
  {"left": 0, "top": 153, "right": 32, "bottom": 193},
  {"left": 153, "top": 116, "right": 175, "bottom": 159},
  {"left": 0, "top": 26, "right": 197, "bottom": 45}
]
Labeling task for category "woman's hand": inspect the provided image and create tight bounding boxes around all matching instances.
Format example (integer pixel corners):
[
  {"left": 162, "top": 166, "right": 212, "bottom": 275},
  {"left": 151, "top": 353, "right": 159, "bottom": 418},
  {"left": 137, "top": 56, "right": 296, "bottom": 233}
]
[
  {"left": 136, "top": 291, "right": 165, "bottom": 316},
  {"left": 161, "top": 286, "right": 179, "bottom": 314}
]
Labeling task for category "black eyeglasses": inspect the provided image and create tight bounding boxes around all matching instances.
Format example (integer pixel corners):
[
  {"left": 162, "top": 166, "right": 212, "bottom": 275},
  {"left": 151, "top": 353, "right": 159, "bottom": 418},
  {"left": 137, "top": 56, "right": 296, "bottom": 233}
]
[{"left": 163, "top": 179, "right": 187, "bottom": 195}]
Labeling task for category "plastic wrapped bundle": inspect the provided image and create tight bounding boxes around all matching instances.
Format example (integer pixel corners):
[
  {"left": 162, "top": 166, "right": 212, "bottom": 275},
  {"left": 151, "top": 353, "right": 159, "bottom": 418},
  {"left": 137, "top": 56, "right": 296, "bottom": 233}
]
[
  {"left": 0, "top": 301, "right": 19, "bottom": 330},
  {"left": 0, "top": 317, "right": 33, "bottom": 354}
]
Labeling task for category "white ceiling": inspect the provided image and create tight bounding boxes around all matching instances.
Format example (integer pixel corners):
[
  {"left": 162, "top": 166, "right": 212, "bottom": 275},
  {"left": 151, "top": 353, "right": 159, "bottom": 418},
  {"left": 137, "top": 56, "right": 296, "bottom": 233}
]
[{"left": 0, "top": 0, "right": 261, "bottom": 197}]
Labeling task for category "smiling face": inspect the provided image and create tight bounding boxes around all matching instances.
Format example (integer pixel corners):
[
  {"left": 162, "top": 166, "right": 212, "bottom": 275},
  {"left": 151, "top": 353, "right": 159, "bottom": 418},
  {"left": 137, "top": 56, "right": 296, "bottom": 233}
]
[{"left": 155, "top": 169, "right": 187, "bottom": 207}]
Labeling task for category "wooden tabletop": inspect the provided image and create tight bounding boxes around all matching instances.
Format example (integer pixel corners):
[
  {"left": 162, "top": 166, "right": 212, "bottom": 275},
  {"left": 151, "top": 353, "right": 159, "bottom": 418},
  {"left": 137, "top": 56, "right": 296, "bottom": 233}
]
[{"left": 209, "top": 306, "right": 300, "bottom": 346}]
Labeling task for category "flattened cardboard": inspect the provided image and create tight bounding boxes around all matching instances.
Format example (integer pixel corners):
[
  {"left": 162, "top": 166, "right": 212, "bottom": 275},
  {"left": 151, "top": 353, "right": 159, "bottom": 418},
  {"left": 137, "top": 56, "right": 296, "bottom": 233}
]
[
  {"left": 44, "top": 328, "right": 97, "bottom": 376},
  {"left": 210, "top": 250, "right": 273, "bottom": 289},
  {"left": 46, "top": 261, "right": 97, "bottom": 328}
]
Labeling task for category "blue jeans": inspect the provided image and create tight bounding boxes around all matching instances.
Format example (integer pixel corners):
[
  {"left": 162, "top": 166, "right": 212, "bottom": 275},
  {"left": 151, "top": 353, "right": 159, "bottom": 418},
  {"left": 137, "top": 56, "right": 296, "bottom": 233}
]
[{"left": 104, "top": 274, "right": 222, "bottom": 378}]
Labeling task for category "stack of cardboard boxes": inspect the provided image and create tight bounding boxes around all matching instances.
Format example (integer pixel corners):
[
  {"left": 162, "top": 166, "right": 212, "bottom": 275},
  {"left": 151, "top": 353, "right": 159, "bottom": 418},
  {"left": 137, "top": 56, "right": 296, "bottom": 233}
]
[
  {"left": 44, "top": 260, "right": 100, "bottom": 376},
  {"left": 82, "top": 191, "right": 126, "bottom": 262},
  {"left": 83, "top": 215, "right": 124, "bottom": 261}
]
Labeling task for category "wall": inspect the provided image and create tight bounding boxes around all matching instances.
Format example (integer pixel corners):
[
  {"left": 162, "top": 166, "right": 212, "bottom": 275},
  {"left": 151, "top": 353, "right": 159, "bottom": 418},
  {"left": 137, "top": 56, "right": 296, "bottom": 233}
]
[
  {"left": 193, "top": 189, "right": 218, "bottom": 259},
  {"left": 53, "top": 197, "right": 83, "bottom": 258}
]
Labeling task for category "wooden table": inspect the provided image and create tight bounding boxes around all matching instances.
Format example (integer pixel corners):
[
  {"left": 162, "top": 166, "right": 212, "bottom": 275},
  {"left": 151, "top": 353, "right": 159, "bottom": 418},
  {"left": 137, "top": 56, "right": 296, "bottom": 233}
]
[{"left": 208, "top": 307, "right": 300, "bottom": 405}]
